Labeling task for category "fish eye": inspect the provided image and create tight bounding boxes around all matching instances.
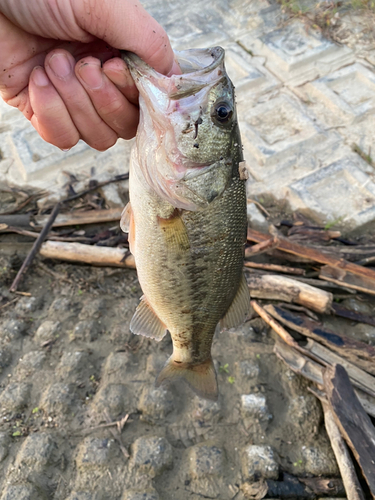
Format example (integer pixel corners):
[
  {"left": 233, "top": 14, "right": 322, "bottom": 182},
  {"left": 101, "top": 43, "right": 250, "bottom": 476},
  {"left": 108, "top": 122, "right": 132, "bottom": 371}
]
[{"left": 211, "top": 101, "right": 233, "bottom": 126}]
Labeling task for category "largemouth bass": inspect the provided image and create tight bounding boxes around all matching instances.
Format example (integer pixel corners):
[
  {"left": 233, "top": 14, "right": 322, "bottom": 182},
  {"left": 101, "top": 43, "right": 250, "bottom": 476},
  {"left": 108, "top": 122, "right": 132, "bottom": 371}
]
[{"left": 120, "top": 47, "right": 250, "bottom": 400}]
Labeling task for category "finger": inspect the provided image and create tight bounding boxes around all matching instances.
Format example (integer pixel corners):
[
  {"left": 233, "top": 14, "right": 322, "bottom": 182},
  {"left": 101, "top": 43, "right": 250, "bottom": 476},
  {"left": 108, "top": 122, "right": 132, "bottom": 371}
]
[
  {"left": 75, "top": 57, "right": 139, "bottom": 140},
  {"left": 28, "top": 66, "right": 80, "bottom": 149},
  {"left": 72, "top": 0, "right": 180, "bottom": 76},
  {"left": 45, "top": 49, "right": 118, "bottom": 151},
  {"left": 102, "top": 57, "right": 139, "bottom": 106}
]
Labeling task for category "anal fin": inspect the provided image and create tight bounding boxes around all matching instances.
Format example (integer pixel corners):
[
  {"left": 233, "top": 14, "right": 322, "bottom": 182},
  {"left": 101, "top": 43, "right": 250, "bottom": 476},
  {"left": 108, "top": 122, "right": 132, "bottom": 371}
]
[
  {"left": 220, "top": 274, "right": 250, "bottom": 330},
  {"left": 130, "top": 296, "right": 167, "bottom": 341},
  {"left": 155, "top": 356, "right": 218, "bottom": 401}
]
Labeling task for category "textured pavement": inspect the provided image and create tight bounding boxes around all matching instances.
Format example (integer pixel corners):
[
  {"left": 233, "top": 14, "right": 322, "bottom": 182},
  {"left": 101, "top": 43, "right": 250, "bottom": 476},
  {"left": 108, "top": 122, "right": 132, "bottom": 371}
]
[
  {"left": 2, "top": 3, "right": 375, "bottom": 499},
  {"left": 1, "top": 1, "right": 375, "bottom": 232}
]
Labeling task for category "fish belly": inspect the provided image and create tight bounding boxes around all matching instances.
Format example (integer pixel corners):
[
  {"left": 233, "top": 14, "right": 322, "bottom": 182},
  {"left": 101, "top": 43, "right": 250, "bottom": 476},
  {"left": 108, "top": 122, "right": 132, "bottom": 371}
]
[{"left": 130, "top": 160, "right": 247, "bottom": 365}]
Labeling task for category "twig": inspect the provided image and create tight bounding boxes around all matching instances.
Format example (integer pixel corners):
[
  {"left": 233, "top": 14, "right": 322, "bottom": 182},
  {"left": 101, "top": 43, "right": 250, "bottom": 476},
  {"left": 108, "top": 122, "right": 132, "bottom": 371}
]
[
  {"left": 251, "top": 300, "right": 300, "bottom": 349},
  {"left": 9, "top": 202, "right": 61, "bottom": 292},
  {"left": 1, "top": 225, "right": 92, "bottom": 243},
  {"left": 64, "top": 173, "right": 129, "bottom": 203},
  {"left": 0, "top": 194, "right": 39, "bottom": 216},
  {"left": 244, "top": 261, "right": 305, "bottom": 275},
  {"left": 37, "top": 262, "right": 71, "bottom": 283},
  {"left": 247, "top": 198, "right": 270, "bottom": 217},
  {"left": 247, "top": 227, "right": 375, "bottom": 283},
  {"left": 0, "top": 298, "right": 18, "bottom": 311},
  {"left": 245, "top": 236, "right": 279, "bottom": 259},
  {"left": 103, "top": 410, "right": 129, "bottom": 459},
  {"left": 7, "top": 174, "right": 129, "bottom": 293}
]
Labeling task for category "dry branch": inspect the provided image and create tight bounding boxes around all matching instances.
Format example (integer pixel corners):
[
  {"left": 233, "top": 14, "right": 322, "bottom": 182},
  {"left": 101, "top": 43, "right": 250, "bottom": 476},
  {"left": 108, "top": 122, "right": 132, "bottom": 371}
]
[
  {"left": 243, "top": 261, "right": 305, "bottom": 275},
  {"left": 250, "top": 300, "right": 299, "bottom": 349},
  {"left": 332, "top": 303, "right": 375, "bottom": 327},
  {"left": 320, "top": 265, "right": 375, "bottom": 295},
  {"left": 265, "top": 304, "right": 375, "bottom": 376},
  {"left": 40, "top": 241, "right": 135, "bottom": 268},
  {"left": 274, "top": 341, "right": 375, "bottom": 418},
  {"left": 322, "top": 402, "right": 365, "bottom": 500},
  {"left": 244, "top": 236, "right": 279, "bottom": 259},
  {"left": 324, "top": 365, "right": 375, "bottom": 498},
  {"left": 247, "top": 274, "right": 332, "bottom": 313},
  {"left": 9, "top": 202, "right": 61, "bottom": 292},
  {"left": 247, "top": 228, "right": 375, "bottom": 283},
  {"left": 303, "top": 339, "right": 375, "bottom": 399},
  {"left": 35, "top": 207, "right": 123, "bottom": 228}
]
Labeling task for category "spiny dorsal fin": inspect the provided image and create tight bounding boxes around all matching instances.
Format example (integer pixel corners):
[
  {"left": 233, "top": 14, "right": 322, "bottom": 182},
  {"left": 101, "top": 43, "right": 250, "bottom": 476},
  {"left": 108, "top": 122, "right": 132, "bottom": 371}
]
[
  {"left": 155, "top": 356, "right": 218, "bottom": 401},
  {"left": 130, "top": 296, "right": 167, "bottom": 341},
  {"left": 220, "top": 274, "right": 250, "bottom": 330}
]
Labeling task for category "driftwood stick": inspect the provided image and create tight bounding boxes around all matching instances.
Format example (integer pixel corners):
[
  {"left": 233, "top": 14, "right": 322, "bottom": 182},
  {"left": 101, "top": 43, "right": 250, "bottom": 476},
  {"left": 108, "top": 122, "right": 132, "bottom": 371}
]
[
  {"left": 40, "top": 240, "right": 135, "bottom": 269},
  {"left": 247, "top": 228, "right": 375, "bottom": 283},
  {"left": 322, "top": 402, "right": 365, "bottom": 500},
  {"left": 244, "top": 236, "right": 279, "bottom": 259},
  {"left": 251, "top": 300, "right": 300, "bottom": 349},
  {"left": 303, "top": 339, "right": 375, "bottom": 399},
  {"left": 265, "top": 304, "right": 375, "bottom": 376},
  {"left": 332, "top": 303, "right": 375, "bottom": 327},
  {"left": 9, "top": 202, "right": 61, "bottom": 292},
  {"left": 274, "top": 341, "right": 375, "bottom": 418},
  {"left": 324, "top": 365, "right": 375, "bottom": 498},
  {"left": 320, "top": 264, "right": 375, "bottom": 295},
  {"left": 248, "top": 274, "right": 332, "bottom": 313},
  {"left": 243, "top": 261, "right": 305, "bottom": 275},
  {"left": 35, "top": 207, "right": 123, "bottom": 228}
]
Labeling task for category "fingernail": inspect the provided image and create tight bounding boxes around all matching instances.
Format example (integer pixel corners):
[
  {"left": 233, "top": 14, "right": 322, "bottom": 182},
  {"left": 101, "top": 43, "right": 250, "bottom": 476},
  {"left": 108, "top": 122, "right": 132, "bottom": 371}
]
[
  {"left": 49, "top": 53, "right": 71, "bottom": 79},
  {"left": 78, "top": 62, "right": 103, "bottom": 89},
  {"left": 32, "top": 67, "right": 49, "bottom": 87}
]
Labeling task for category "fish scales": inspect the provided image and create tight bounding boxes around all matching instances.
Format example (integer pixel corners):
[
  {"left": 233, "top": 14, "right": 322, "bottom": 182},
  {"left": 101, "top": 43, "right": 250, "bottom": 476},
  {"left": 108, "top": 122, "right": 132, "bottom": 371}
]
[{"left": 121, "top": 47, "right": 250, "bottom": 400}]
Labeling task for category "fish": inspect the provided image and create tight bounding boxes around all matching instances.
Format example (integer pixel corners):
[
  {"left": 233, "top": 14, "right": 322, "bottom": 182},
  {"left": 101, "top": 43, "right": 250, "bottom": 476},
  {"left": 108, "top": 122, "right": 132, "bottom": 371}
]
[{"left": 120, "top": 47, "right": 250, "bottom": 400}]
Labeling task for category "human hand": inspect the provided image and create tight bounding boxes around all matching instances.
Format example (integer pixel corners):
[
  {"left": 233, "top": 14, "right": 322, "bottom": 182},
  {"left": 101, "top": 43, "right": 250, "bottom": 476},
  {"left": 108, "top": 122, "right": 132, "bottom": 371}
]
[{"left": 0, "top": 0, "right": 178, "bottom": 151}]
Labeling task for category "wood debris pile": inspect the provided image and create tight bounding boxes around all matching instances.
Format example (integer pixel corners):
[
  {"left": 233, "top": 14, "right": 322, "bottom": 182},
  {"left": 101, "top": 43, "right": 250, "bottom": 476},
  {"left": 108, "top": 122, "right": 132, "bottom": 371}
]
[{"left": 1, "top": 184, "right": 375, "bottom": 499}]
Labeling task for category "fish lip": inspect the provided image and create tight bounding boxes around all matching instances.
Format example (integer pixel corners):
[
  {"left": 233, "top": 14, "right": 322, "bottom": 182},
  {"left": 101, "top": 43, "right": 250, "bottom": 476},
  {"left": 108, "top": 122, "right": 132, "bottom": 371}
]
[{"left": 120, "top": 47, "right": 225, "bottom": 98}]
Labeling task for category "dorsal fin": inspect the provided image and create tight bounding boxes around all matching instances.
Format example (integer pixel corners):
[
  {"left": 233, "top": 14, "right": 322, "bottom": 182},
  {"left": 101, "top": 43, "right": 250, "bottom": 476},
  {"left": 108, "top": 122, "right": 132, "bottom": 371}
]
[
  {"left": 130, "top": 296, "right": 167, "bottom": 341},
  {"left": 220, "top": 274, "right": 250, "bottom": 330}
]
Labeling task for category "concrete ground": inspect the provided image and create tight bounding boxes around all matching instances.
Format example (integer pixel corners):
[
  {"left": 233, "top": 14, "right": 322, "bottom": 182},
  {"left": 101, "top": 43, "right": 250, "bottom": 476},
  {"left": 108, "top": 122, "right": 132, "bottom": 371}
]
[
  {"left": 1, "top": 0, "right": 375, "bottom": 233},
  {"left": 1, "top": 1, "right": 375, "bottom": 499}
]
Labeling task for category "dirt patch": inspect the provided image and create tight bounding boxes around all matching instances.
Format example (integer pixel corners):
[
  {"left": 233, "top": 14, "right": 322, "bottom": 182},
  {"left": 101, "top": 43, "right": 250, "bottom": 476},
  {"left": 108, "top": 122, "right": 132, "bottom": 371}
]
[{"left": 1, "top": 240, "right": 363, "bottom": 499}]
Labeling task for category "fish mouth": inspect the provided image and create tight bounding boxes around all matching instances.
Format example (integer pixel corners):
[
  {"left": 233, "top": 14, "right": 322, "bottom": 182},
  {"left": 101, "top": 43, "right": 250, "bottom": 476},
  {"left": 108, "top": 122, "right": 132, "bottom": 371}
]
[{"left": 121, "top": 47, "right": 225, "bottom": 99}]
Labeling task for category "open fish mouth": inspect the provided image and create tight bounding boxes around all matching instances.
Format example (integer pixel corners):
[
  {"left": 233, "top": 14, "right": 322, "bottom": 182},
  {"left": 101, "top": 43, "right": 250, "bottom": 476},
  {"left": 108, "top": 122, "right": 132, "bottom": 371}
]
[
  {"left": 121, "top": 47, "right": 234, "bottom": 211},
  {"left": 121, "top": 47, "right": 225, "bottom": 99}
]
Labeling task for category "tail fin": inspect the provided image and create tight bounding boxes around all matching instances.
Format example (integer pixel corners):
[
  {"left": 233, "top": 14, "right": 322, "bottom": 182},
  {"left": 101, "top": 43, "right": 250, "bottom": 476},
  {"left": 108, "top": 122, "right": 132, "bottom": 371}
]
[{"left": 155, "top": 357, "right": 218, "bottom": 401}]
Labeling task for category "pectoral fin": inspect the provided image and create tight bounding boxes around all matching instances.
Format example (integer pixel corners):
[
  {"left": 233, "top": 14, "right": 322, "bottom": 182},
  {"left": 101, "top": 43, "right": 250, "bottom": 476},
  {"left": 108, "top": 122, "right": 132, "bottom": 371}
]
[
  {"left": 120, "top": 202, "right": 135, "bottom": 254},
  {"left": 155, "top": 357, "right": 218, "bottom": 401},
  {"left": 158, "top": 209, "right": 190, "bottom": 253},
  {"left": 120, "top": 202, "right": 131, "bottom": 233},
  {"left": 220, "top": 274, "right": 250, "bottom": 330},
  {"left": 130, "top": 296, "right": 167, "bottom": 341}
]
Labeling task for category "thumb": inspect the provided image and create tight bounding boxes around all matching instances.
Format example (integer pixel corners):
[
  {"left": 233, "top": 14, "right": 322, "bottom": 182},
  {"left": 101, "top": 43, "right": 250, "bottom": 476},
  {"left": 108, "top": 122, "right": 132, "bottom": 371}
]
[{"left": 72, "top": 0, "right": 178, "bottom": 76}]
